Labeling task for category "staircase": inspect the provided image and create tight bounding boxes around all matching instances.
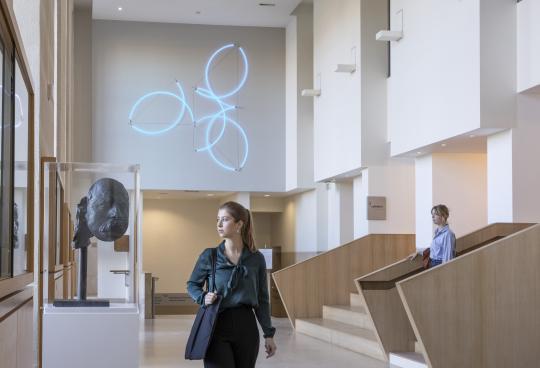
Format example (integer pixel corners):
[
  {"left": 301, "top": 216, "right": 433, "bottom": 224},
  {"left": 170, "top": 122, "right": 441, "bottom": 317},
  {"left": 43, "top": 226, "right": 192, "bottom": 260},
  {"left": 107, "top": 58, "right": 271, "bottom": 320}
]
[
  {"left": 389, "top": 341, "right": 427, "bottom": 368},
  {"left": 295, "top": 292, "right": 385, "bottom": 361}
]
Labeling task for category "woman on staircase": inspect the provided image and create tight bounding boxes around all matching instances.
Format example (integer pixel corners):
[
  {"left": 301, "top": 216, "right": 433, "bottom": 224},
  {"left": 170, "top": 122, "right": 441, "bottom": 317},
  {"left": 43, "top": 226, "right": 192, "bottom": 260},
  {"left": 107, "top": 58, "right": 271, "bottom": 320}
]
[{"left": 410, "top": 204, "right": 456, "bottom": 267}]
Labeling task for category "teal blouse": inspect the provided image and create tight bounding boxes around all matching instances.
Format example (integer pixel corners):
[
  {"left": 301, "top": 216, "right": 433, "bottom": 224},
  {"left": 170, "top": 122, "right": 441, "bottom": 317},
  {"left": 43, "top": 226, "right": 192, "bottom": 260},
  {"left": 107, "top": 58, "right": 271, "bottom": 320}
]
[{"left": 187, "top": 242, "right": 276, "bottom": 338}]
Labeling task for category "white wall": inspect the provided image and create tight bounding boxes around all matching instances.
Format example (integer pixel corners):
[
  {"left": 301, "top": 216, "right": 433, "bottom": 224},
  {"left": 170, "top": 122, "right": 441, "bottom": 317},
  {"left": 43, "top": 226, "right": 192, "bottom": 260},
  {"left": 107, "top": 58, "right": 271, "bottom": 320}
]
[
  {"left": 416, "top": 153, "right": 487, "bottom": 249},
  {"left": 315, "top": 183, "right": 329, "bottom": 251},
  {"left": 285, "top": 3, "right": 314, "bottom": 190},
  {"left": 517, "top": 0, "right": 540, "bottom": 92},
  {"left": 388, "top": 0, "right": 481, "bottom": 156},
  {"left": 354, "top": 161, "right": 415, "bottom": 238},
  {"left": 366, "top": 162, "right": 415, "bottom": 234},
  {"left": 488, "top": 94, "right": 540, "bottom": 223},
  {"left": 143, "top": 198, "right": 221, "bottom": 293},
  {"left": 251, "top": 197, "right": 284, "bottom": 213},
  {"left": 273, "top": 197, "right": 296, "bottom": 252},
  {"left": 326, "top": 182, "right": 354, "bottom": 249},
  {"left": 286, "top": 17, "right": 298, "bottom": 189},
  {"left": 415, "top": 155, "right": 434, "bottom": 248},
  {"left": 295, "top": 189, "right": 318, "bottom": 252},
  {"left": 487, "top": 130, "right": 513, "bottom": 223},
  {"left": 360, "top": 0, "right": 389, "bottom": 166},
  {"left": 479, "top": 0, "right": 516, "bottom": 130},
  {"left": 432, "top": 154, "right": 487, "bottom": 237},
  {"left": 512, "top": 94, "right": 540, "bottom": 222},
  {"left": 388, "top": 0, "right": 516, "bottom": 155},
  {"left": 313, "top": 0, "right": 362, "bottom": 181},
  {"left": 97, "top": 241, "right": 129, "bottom": 299},
  {"left": 296, "top": 4, "right": 315, "bottom": 189},
  {"left": 272, "top": 188, "right": 328, "bottom": 254},
  {"left": 93, "top": 20, "right": 285, "bottom": 191}
]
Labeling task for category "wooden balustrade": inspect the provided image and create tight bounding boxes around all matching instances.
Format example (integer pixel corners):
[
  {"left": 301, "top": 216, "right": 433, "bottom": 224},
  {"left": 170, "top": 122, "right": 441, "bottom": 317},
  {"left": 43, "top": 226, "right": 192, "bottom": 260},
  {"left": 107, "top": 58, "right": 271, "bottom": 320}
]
[
  {"left": 272, "top": 234, "right": 415, "bottom": 327},
  {"left": 397, "top": 223, "right": 540, "bottom": 368},
  {"left": 355, "top": 223, "right": 534, "bottom": 359}
]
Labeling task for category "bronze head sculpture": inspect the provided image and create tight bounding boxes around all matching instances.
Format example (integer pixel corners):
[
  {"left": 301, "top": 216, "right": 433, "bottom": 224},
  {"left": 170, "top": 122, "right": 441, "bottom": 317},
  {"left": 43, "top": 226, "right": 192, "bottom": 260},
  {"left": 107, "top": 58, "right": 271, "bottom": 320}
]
[{"left": 72, "top": 178, "right": 129, "bottom": 247}]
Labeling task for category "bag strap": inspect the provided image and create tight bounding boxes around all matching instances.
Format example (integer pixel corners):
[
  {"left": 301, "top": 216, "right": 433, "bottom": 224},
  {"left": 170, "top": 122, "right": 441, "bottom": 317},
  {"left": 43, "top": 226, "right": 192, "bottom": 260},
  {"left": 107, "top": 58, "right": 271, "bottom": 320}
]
[{"left": 210, "top": 248, "right": 218, "bottom": 293}]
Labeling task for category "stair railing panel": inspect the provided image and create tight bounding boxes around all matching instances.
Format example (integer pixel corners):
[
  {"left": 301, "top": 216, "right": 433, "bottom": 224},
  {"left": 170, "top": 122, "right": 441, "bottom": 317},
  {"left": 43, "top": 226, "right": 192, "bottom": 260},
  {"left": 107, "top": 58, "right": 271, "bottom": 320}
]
[
  {"left": 397, "top": 223, "right": 540, "bottom": 368},
  {"left": 355, "top": 223, "right": 534, "bottom": 360},
  {"left": 271, "top": 234, "right": 415, "bottom": 328}
]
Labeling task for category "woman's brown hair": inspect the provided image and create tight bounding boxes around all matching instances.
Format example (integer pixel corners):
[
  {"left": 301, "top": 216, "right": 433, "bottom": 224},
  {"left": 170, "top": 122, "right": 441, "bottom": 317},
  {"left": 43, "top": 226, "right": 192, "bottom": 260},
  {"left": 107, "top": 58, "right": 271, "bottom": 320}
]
[
  {"left": 219, "top": 201, "right": 256, "bottom": 252},
  {"left": 431, "top": 204, "right": 450, "bottom": 222}
]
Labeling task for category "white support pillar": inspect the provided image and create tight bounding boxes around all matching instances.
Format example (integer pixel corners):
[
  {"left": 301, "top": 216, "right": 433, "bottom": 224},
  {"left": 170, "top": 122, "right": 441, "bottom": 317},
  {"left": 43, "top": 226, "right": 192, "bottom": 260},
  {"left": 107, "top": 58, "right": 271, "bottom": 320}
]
[
  {"left": 488, "top": 94, "right": 540, "bottom": 223},
  {"left": 415, "top": 153, "right": 488, "bottom": 250}
]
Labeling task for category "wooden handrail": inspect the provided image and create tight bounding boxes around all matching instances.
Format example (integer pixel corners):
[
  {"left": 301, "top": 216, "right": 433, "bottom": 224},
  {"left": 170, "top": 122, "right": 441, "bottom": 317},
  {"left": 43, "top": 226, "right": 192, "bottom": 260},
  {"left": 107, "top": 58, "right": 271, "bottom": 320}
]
[
  {"left": 355, "top": 222, "right": 535, "bottom": 358},
  {"left": 396, "top": 223, "right": 540, "bottom": 368},
  {"left": 271, "top": 234, "right": 415, "bottom": 327}
]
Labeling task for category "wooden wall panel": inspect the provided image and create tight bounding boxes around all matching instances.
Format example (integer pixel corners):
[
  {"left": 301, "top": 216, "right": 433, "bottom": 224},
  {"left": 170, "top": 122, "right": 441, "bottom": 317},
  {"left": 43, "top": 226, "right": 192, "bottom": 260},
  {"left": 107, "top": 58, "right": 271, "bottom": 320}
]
[
  {"left": 397, "top": 224, "right": 540, "bottom": 368},
  {"left": 0, "top": 312, "right": 17, "bottom": 368},
  {"left": 272, "top": 234, "right": 415, "bottom": 326},
  {"left": 54, "top": 273, "right": 63, "bottom": 300},
  {"left": 0, "top": 294, "right": 33, "bottom": 368},
  {"left": 16, "top": 300, "right": 33, "bottom": 368}
]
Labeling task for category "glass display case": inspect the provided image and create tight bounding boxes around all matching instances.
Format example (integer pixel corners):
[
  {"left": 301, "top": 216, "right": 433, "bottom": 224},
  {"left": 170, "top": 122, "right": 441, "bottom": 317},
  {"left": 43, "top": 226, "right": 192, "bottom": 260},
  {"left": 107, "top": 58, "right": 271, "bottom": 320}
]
[{"left": 43, "top": 162, "right": 141, "bottom": 306}]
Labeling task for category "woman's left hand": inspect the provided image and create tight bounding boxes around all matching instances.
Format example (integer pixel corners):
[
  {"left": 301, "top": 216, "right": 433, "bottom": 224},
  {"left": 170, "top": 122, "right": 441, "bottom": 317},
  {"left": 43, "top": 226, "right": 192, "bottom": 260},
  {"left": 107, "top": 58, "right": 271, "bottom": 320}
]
[{"left": 265, "top": 337, "right": 277, "bottom": 358}]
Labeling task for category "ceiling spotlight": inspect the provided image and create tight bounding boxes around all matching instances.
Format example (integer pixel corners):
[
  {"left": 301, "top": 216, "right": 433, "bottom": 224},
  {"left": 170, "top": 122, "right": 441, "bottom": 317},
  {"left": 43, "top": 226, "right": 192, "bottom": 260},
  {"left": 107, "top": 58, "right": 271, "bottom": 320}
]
[
  {"left": 469, "top": 134, "right": 476, "bottom": 138},
  {"left": 264, "top": 194, "right": 271, "bottom": 197},
  {"left": 207, "top": 193, "right": 215, "bottom": 197},
  {"left": 441, "top": 143, "right": 447, "bottom": 147},
  {"left": 416, "top": 151, "right": 422, "bottom": 155},
  {"left": 118, "top": 6, "right": 123, "bottom": 11}
]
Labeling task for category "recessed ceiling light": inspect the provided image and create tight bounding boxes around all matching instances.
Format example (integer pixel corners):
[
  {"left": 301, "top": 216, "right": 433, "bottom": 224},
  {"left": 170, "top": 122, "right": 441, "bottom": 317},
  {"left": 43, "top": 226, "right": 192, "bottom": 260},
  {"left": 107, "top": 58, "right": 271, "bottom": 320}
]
[
  {"left": 469, "top": 134, "right": 476, "bottom": 138},
  {"left": 195, "top": 10, "right": 201, "bottom": 14},
  {"left": 441, "top": 143, "right": 447, "bottom": 147},
  {"left": 417, "top": 151, "right": 422, "bottom": 155},
  {"left": 207, "top": 193, "right": 215, "bottom": 197},
  {"left": 264, "top": 194, "right": 271, "bottom": 197},
  {"left": 118, "top": 6, "right": 123, "bottom": 11}
]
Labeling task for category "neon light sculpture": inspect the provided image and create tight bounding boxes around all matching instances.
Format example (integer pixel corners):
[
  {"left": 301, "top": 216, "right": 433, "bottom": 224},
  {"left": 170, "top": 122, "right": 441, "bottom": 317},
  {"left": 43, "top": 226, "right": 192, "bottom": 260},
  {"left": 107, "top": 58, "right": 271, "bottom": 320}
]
[{"left": 128, "top": 43, "right": 249, "bottom": 172}]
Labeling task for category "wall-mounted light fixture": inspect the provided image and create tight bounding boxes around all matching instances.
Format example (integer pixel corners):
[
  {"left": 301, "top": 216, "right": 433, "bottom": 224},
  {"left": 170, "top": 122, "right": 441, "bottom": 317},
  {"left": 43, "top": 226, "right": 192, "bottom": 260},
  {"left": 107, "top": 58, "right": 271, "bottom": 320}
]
[
  {"left": 301, "top": 89, "right": 321, "bottom": 97},
  {"left": 335, "top": 64, "right": 356, "bottom": 73},
  {"left": 376, "top": 30, "right": 403, "bottom": 42},
  {"left": 376, "top": 9, "right": 403, "bottom": 42},
  {"left": 302, "top": 73, "right": 322, "bottom": 97}
]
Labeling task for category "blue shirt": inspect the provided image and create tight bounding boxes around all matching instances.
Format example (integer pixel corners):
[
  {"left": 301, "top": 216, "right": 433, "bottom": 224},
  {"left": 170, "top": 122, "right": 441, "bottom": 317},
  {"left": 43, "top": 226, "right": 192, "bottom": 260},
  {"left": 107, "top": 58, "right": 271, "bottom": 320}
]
[
  {"left": 187, "top": 242, "right": 275, "bottom": 338},
  {"left": 430, "top": 225, "right": 456, "bottom": 263}
]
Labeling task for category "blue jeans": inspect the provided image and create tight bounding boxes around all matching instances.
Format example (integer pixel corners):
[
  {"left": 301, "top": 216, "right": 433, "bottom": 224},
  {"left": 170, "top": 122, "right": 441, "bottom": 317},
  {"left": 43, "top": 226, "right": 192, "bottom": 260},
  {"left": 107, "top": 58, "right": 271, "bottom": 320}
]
[{"left": 430, "top": 258, "right": 443, "bottom": 267}]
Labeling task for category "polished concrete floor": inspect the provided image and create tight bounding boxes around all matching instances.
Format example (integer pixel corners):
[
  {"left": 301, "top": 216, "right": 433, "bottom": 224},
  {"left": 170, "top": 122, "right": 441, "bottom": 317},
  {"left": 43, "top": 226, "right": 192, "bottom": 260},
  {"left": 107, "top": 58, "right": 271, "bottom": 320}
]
[{"left": 140, "top": 315, "right": 393, "bottom": 367}]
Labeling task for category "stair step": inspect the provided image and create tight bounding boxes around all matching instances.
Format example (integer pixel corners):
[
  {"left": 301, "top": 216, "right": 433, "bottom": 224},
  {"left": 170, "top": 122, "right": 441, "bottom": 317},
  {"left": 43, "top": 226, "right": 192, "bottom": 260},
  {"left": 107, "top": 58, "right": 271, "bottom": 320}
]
[
  {"left": 322, "top": 305, "right": 372, "bottom": 329},
  {"left": 350, "top": 292, "right": 365, "bottom": 307},
  {"left": 296, "top": 318, "right": 384, "bottom": 361},
  {"left": 389, "top": 352, "right": 427, "bottom": 368}
]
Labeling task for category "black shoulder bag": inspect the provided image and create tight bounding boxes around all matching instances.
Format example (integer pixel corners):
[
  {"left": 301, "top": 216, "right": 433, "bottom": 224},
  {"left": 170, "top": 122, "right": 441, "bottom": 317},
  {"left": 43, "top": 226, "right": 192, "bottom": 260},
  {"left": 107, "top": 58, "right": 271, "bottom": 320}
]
[{"left": 185, "top": 248, "right": 222, "bottom": 360}]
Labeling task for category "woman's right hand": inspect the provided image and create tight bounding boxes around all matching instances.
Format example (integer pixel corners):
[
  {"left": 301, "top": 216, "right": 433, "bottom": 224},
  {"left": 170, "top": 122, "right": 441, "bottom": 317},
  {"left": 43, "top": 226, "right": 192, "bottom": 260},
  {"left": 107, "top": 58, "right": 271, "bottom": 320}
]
[{"left": 204, "top": 292, "right": 217, "bottom": 306}]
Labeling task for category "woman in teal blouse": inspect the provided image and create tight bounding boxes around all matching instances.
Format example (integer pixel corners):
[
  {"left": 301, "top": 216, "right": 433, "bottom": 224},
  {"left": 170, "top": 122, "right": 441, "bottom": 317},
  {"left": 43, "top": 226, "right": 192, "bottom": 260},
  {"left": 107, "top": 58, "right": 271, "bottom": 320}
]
[{"left": 187, "top": 201, "right": 277, "bottom": 368}]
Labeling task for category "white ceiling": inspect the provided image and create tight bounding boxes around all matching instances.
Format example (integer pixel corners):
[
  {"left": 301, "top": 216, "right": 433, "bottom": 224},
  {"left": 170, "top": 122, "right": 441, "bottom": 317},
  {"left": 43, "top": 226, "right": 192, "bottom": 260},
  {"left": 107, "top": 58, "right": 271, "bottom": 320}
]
[{"left": 92, "top": 0, "right": 303, "bottom": 28}]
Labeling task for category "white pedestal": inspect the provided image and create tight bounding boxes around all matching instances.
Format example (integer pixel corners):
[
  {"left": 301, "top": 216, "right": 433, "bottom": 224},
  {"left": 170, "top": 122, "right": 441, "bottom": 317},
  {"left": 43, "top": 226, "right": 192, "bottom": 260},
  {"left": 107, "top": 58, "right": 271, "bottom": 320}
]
[{"left": 43, "top": 303, "right": 139, "bottom": 368}]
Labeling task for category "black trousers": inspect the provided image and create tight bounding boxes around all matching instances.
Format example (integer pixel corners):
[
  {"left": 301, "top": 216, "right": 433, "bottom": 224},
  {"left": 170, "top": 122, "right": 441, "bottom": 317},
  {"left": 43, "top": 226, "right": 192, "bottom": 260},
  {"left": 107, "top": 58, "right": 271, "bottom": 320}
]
[{"left": 204, "top": 306, "right": 260, "bottom": 368}]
